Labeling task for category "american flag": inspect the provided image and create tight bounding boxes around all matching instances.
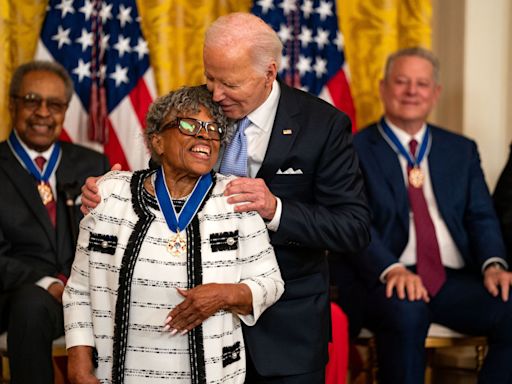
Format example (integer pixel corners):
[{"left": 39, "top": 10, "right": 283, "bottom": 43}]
[
  {"left": 35, "top": 0, "right": 156, "bottom": 170},
  {"left": 252, "top": 0, "right": 356, "bottom": 129}
]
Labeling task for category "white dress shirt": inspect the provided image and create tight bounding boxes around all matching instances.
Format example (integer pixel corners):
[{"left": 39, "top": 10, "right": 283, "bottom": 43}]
[
  {"left": 244, "top": 80, "right": 282, "bottom": 231},
  {"left": 12, "top": 131, "right": 62, "bottom": 290}
]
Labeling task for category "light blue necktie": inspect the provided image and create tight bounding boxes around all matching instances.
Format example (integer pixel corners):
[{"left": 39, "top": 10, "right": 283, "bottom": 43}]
[{"left": 220, "top": 117, "right": 251, "bottom": 177}]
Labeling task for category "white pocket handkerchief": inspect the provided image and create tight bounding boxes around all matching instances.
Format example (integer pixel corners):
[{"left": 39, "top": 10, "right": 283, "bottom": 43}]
[{"left": 277, "top": 168, "right": 303, "bottom": 175}]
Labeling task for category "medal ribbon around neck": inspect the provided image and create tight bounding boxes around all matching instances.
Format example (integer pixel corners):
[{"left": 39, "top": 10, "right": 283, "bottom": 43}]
[
  {"left": 155, "top": 166, "right": 213, "bottom": 237},
  {"left": 7, "top": 131, "right": 61, "bottom": 182},
  {"left": 379, "top": 117, "right": 430, "bottom": 169}
]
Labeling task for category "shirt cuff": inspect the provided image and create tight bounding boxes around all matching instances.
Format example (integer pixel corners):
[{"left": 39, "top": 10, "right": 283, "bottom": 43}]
[
  {"left": 265, "top": 197, "right": 282, "bottom": 232},
  {"left": 36, "top": 276, "right": 63, "bottom": 291},
  {"left": 481, "top": 257, "right": 508, "bottom": 273},
  {"left": 379, "top": 263, "right": 405, "bottom": 283}
]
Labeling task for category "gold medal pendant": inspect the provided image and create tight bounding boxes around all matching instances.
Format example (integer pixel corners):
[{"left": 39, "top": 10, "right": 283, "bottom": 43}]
[
  {"left": 37, "top": 182, "right": 54, "bottom": 205},
  {"left": 408, "top": 167, "right": 424, "bottom": 189},
  {"left": 166, "top": 231, "right": 187, "bottom": 257}
]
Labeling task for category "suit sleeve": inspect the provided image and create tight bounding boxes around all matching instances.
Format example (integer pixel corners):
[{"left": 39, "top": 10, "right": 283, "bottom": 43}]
[
  {"left": 272, "top": 112, "right": 371, "bottom": 254},
  {"left": 464, "top": 141, "right": 507, "bottom": 265},
  {"left": 237, "top": 211, "right": 284, "bottom": 326},
  {"left": 494, "top": 144, "right": 512, "bottom": 257},
  {"left": 0, "top": 229, "right": 44, "bottom": 290}
]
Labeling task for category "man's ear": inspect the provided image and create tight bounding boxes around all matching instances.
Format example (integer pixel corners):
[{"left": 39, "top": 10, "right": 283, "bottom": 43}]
[{"left": 266, "top": 61, "right": 278, "bottom": 85}]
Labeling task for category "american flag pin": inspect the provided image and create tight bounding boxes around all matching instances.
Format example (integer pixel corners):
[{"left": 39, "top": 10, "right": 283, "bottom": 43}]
[{"left": 282, "top": 129, "right": 292, "bottom": 135}]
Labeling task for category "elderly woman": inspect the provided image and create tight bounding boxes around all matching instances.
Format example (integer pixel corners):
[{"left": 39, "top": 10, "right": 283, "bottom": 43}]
[{"left": 63, "top": 85, "right": 284, "bottom": 384}]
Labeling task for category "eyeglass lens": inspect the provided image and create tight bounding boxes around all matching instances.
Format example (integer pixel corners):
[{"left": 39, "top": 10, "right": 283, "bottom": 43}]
[
  {"left": 14, "top": 93, "right": 67, "bottom": 114},
  {"left": 176, "top": 118, "right": 223, "bottom": 140}
]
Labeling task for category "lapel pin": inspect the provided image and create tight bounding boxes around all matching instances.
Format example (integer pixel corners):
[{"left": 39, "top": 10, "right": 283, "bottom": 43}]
[{"left": 282, "top": 129, "right": 292, "bottom": 135}]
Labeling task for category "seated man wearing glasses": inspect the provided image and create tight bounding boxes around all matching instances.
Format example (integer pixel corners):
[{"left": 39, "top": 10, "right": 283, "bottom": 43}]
[{"left": 0, "top": 60, "right": 110, "bottom": 384}]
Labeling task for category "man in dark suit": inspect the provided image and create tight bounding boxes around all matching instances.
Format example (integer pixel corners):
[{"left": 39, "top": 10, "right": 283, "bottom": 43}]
[
  {"left": 337, "top": 47, "right": 512, "bottom": 383},
  {"left": 494, "top": 148, "right": 512, "bottom": 255},
  {"left": 82, "top": 12, "right": 371, "bottom": 384},
  {"left": 0, "top": 60, "right": 110, "bottom": 384}
]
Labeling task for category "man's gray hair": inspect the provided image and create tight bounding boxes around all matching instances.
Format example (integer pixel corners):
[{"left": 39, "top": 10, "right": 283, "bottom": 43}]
[
  {"left": 204, "top": 12, "right": 283, "bottom": 74},
  {"left": 384, "top": 47, "right": 440, "bottom": 83},
  {"left": 10, "top": 60, "right": 74, "bottom": 102},
  {"left": 145, "top": 85, "right": 233, "bottom": 164}
]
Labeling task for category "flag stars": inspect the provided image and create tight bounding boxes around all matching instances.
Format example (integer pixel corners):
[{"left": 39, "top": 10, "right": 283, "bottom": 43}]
[
  {"left": 257, "top": 0, "right": 274, "bottom": 14},
  {"left": 314, "top": 28, "right": 330, "bottom": 49},
  {"left": 277, "top": 24, "right": 292, "bottom": 44},
  {"left": 72, "top": 59, "right": 91, "bottom": 82},
  {"left": 313, "top": 57, "right": 327, "bottom": 78},
  {"left": 100, "top": 2, "right": 113, "bottom": 23},
  {"left": 79, "top": 0, "right": 94, "bottom": 21},
  {"left": 279, "top": 0, "right": 297, "bottom": 16},
  {"left": 301, "top": 0, "right": 314, "bottom": 19},
  {"left": 55, "top": 0, "right": 75, "bottom": 18},
  {"left": 334, "top": 31, "right": 344, "bottom": 51},
  {"left": 298, "top": 26, "right": 313, "bottom": 48},
  {"left": 109, "top": 64, "right": 129, "bottom": 86},
  {"left": 117, "top": 4, "right": 133, "bottom": 28},
  {"left": 113, "top": 35, "right": 131, "bottom": 58},
  {"left": 133, "top": 37, "right": 149, "bottom": 60},
  {"left": 75, "top": 28, "right": 93, "bottom": 52},
  {"left": 316, "top": 0, "right": 333, "bottom": 21},
  {"left": 101, "top": 33, "right": 110, "bottom": 50},
  {"left": 296, "top": 55, "right": 312, "bottom": 76},
  {"left": 52, "top": 26, "right": 71, "bottom": 49},
  {"left": 280, "top": 54, "right": 290, "bottom": 72}
]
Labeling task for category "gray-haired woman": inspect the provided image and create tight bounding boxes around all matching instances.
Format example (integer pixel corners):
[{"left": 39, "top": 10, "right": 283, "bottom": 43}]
[{"left": 63, "top": 85, "right": 284, "bottom": 384}]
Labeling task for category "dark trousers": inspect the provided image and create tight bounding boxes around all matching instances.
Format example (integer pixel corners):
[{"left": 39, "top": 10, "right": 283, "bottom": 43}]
[
  {"left": 365, "top": 268, "right": 512, "bottom": 384},
  {"left": 0, "top": 284, "right": 64, "bottom": 384},
  {"left": 245, "top": 349, "right": 325, "bottom": 384}
]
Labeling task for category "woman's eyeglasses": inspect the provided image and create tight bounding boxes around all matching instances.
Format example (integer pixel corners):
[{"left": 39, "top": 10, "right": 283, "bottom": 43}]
[
  {"left": 11, "top": 93, "right": 68, "bottom": 115},
  {"left": 161, "top": 117, "right": 225, "bottom": 141}
]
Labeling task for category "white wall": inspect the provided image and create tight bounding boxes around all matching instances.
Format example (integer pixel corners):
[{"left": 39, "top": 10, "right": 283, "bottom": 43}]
[{"left": 463, "top": 0, "right": 512, "bottom": 190}]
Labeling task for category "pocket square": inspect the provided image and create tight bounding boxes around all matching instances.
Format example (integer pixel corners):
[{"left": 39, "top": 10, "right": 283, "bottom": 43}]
[{"left": 277, "top": 168, "right": 303, "bottom": 175}]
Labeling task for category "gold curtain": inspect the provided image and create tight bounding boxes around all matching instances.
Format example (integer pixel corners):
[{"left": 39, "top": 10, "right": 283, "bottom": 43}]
[
  {"left": 339, "top": 0, "right": 432, "bottom": 129},
  {"left": 0, "top": 0, "right": 430, "bottom": 140},
  {"left": 0, "top": 0, "right": 48, "bottom": 141}
]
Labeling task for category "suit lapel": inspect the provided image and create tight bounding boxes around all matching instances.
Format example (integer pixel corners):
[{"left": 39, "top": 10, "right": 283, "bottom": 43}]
[
  {"left": 256, "top": 84, "right": 301, "bottom": 182},
  {"left": 369, "top": 126, "right": 409, "bottom": 233},
  {"left": 55, "top": 145, "right": 74, "bottom": 257},
  {"left": 0, "top": 143, "right": 57, "bottom": 250}
]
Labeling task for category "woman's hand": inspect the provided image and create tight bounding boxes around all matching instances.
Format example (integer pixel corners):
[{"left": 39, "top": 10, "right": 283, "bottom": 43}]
[
  {"left": 164, "top": 283, "right": 252, "bottom": 333},
  {"left": 67, "top": 346, "right": 100, "bottom": 384}
]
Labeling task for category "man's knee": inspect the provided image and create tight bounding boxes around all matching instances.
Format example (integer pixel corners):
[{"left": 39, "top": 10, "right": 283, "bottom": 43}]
[
  {"left": 370, "top": 292, "right": 430, "bottom": 337},
  {"left": 8, "top": 285, "right": 57, "bottom": 325}
]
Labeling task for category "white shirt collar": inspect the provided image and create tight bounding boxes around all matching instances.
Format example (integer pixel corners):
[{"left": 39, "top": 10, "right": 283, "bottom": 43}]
[
  {"left": 14, "top": 130, "right": 55, "bottom": 162},
  {"left": 384, "top": 117, "right": 427, "bottom": 151},
  {"left": 246, "top": 80, "right": 280, "bottom": 132}
]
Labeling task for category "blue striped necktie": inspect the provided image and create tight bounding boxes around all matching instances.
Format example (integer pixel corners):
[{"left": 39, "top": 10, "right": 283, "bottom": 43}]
[{"left": 220, "top": 117, "right": 251, "bottom": 177}]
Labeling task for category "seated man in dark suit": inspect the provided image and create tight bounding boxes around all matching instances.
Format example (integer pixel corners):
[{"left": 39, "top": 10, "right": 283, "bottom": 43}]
[
  {"left": 0, "top": 60, "right": 110, "bottom": 384},
  {"left": 494, "top": 148, "right": 512, "bottom": 255},
  {"left": 333, "top": 47, "right": 512, "bottom": 384}
]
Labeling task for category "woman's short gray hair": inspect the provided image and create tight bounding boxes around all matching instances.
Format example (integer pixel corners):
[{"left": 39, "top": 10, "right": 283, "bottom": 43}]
[{"left": 145, "top": 85, "right": 233, "bottom": 164}]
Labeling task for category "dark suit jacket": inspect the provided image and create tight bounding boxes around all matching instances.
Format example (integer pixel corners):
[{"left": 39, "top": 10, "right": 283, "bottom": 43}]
[
  {"left": 242, "top": 83, "right": 371, "bottom": 376},
  {"left": 0, "top": 140, "right": 110, "bottom": 292},
  {"left": 351, "top": 122, "right": 506, "bottom": 286},
  {"left": 494, "top": 144, "right": 512, "bottom": 257}
]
